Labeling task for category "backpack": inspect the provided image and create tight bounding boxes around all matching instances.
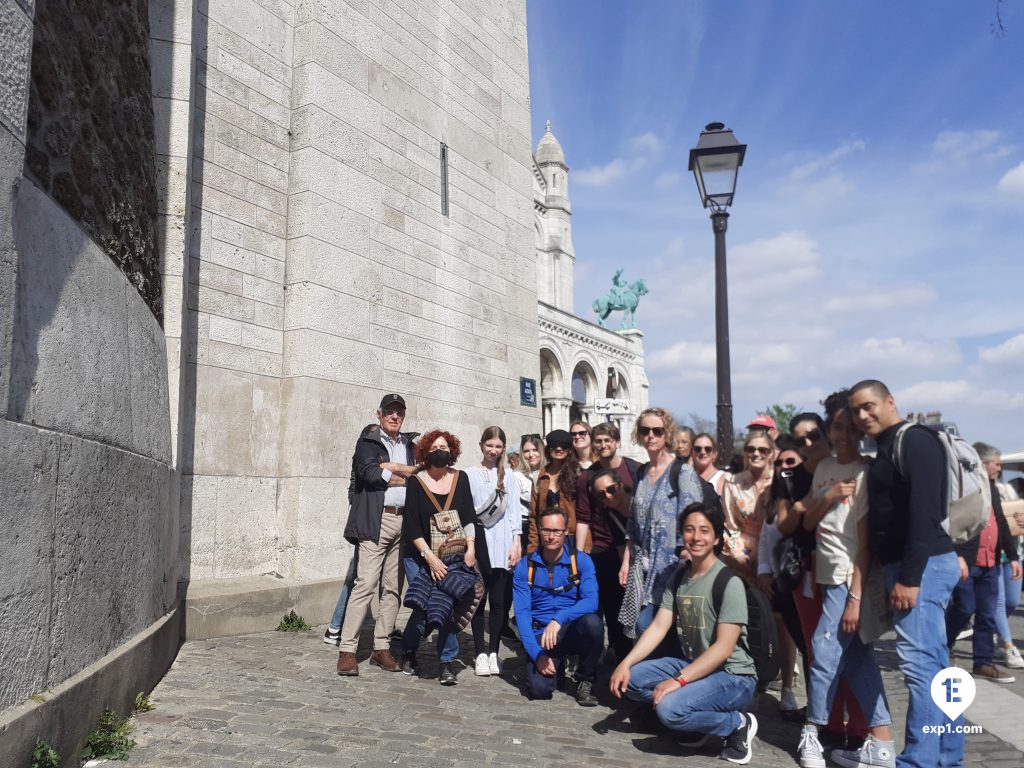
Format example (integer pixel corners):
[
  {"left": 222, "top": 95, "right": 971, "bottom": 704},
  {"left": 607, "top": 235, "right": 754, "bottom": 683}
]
[
  {"left": 526, "top": 545, "right": 581, "bottom": 599},
  {"left": 659, "top": 457, "right": 723, "bottom": 518},
  {"left": 893, "top": 424, "right": 991, "bottom": 545},
  {"left": 667, "top": 563, "right": 780, "bottom": 691}
]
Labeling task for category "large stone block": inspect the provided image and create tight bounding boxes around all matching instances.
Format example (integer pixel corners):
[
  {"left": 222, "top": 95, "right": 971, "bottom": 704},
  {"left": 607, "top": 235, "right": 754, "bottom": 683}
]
[
  {"left": 212, "top": 476, "right": 278, "bottom": 577},
  {"left": 276, "top": 476, "right": 349, "bottom": 578},
  {"left": 0, "top": 421, "right": 58, "bottom": 711},
  {"left": 48, "top": 435, "right": 173, "bottom": 685},
  {"left": 283, "top": 281, "right": 370, "bottom": 341},
  {"left": 0, "top": 0, "right": 31, "bottom": 143}
]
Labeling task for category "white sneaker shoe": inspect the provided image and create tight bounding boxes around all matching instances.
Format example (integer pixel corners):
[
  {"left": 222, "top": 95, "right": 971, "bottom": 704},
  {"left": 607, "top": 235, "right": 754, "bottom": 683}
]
[
  {"left": 474, "top": 653, "right": 490, "bottom": 676},
  {"left": 797, "top": 725, "right": 826, "bottom": 768},
  {"left": 780, "top": 687, "right": 799, "bottom": 712},
  {"left": 487, "top": 652, "right": 501, "bottom": 675},
  {"left": 1004, "top": 645, "right": 1024, "bottom": 669}
]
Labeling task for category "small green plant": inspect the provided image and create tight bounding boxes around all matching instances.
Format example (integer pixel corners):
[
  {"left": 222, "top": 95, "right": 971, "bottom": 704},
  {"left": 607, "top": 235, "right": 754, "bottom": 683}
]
[
  {"left": 276, "top": 609, "right": 312, "bottom": 632},
  {"left": 30, "top": 739, "right": 59, "bottom": 768},
  {"left": 80, "top": 708, "right": 136, "bottom": 761},
  {"left": 133, "top": 692, "right": 154, "bottom": 713}
]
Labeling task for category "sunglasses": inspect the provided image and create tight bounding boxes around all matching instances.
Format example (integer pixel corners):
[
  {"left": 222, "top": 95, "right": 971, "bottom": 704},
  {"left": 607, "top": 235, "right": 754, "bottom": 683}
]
[
  {"left": 549, "top": 444, "right": 569, "bottom": 452},
  {"left": 801, "top": 428, "right": 824, "bottom": 444},
  {"left": 638, "top": 426, "right": 666, "bottom": 437},
  {"left": 597, "top": 483, "right": 620, "bottom": 498},
  {"left": 694, "top": 445, "right": 714, "bottom": 455},
  {"left": 382, "top": 408, "right": 405, "bottom": 417},
  {"left": 745, "top": 446, "right": 771, "bottom": 456},
  {"left": 571, "top": 431, "right": 589, "bottom": 438},
  {"left": 522, "top": 434, "right": 541, "bottom": 442},
  {"left": 774, "top": 457, "right": 800, "bottom": 468}
]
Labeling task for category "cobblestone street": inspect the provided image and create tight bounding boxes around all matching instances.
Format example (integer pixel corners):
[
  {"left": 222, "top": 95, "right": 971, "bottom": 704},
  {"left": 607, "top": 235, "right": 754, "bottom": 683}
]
[{"left": 121, "top": 609, "right": 1024, "bottom": 768}]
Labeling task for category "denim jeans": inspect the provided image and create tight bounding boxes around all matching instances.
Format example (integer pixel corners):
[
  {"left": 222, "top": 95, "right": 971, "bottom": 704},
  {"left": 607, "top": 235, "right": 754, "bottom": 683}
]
[
  {"left": 526, "top": 613, "right": 604, "bottom": 699},
  {"left": 400, "top": 554, "right": 460, "bottom": 663},
  {"left": 995, "top": 561, "right": 1022, "bottom": 645},
  {"left": 886, "top": 552, "right": 963, "bottom": 768},
  {"left": 329, "top": 549, "right": 360, "bottom": 630},
  {"left": 945, "top": 563, "right": 998, "bottom": 666},
  {"left": 636, "top": 603, "right": 683, "bottom": 659},
  {"left": 626, "top": 656, "right": 755, "bottom": 737},
  {"left": 807, "top": 582, "right": 892, "bottom": 728}
]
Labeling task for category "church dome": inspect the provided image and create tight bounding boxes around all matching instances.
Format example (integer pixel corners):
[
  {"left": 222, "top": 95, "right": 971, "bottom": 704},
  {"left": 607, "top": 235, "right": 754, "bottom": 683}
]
[{"left": 535, "top": 121, "right": 565, "bottom": 165}]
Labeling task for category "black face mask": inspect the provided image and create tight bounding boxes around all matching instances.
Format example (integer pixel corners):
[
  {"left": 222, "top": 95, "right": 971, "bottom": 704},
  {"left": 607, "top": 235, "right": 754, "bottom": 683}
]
[{"left": 426, "top": 449, "right": 451, "bottom": 468}]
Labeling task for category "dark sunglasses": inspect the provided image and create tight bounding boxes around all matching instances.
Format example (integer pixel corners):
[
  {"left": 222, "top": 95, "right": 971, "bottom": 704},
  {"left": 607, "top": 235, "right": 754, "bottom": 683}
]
[
  {"left": 694, "top": 445, "right": 714, "bottom": 454},
  {"left": 570, "top": 430, "right": 590, "bottom": 438},
  {"left": 774, "top": 457, "right": 800, "bottom": 468},
  {"left": 382, "top": 408, "right": 405, "bottom": 417},
  {"left": 745, "top": 446, "right": 771, "bottom": 456},
  {"left": 801, "top": 428, "right": 824, "bottom": 444},
  {"left": 597, "top": 483, "right": 620, "bottom": 498},
  {"left": 521, "top": 434, "right": 541, "bottom": 442},
  {"left": 549, "top": 444, "right": 569, "bottom": 452},
  {"left": 638, "top": 426, "right": 666, "bottom": 437}
]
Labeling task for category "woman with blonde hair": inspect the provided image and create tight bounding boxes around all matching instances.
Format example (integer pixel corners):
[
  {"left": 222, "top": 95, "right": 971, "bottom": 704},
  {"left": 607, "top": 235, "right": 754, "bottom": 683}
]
[
  {"left": 618, "top": 407, "right": 704, "bottom": 640},
  {"left": 721, "top": 431, "right": 774, "bottom": 584}
]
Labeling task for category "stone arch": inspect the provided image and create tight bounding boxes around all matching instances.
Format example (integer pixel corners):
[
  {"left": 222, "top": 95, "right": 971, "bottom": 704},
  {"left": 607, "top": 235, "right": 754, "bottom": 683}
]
[
  {"left": 607, "top": 364, "right": 631, "bottom": 401},
  {"left": 539, "top": 346, "right": 565, "bottom": 397},
  {"left": 569, "top": 358, "right": 599, "bottom": 424}
]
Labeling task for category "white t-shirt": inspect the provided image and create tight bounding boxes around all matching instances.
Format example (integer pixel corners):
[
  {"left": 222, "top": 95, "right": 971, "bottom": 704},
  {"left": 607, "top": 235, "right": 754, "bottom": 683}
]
[
  {"left": 465, "top": 465, "right": 521, "bottom": 569},
  {"left": 811, "top": 456, "right": 869, "bottom": 585}
]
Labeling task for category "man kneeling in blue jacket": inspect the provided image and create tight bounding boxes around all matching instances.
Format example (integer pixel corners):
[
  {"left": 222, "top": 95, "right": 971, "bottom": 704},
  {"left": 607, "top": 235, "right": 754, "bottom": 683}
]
[{"left": 513, "top": 507, "right": 603, "bottom": 706}]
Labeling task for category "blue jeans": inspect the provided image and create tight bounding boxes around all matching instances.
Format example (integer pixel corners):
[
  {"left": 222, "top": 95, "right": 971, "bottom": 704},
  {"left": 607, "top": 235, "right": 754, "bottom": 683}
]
[
  {"left": 636, "top": 603, "right": 683, "bottom": 658},
  {"left": 995, "top": 561, "right": 1022, "bottom": 645},
  {"left": 807, "top": 583, "right": 891, "bottom": 728},
  {"left": 886, "top": 552, "right": 963, "bottom": 768},
  {"left": 526, "top": 613, "right": 604, "bottom": 699},
  {"left": 626, "top": 656, "right": 755, "bottom": 737},
  {"left": 945, "top": 563, "right": 998, "bottom": 667},
  {"left": 399, "top": 554, "right": 460, "bottom": 663},
  {"left": 329, "top": 549, "right": 360, "bottom": 630}
]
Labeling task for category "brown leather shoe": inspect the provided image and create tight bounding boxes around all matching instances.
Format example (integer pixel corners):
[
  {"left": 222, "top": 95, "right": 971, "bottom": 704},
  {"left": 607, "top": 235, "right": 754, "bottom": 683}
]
[
  {"left": 369, "top": 649, "right": 401, "bottom": 672},
  {"left": 336, "top": 651, "right": 359, "bottom": 676}
]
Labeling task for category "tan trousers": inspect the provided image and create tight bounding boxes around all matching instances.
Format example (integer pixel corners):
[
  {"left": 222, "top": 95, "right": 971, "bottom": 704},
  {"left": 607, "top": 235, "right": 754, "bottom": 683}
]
[{"left": 339, "top": 511, "right": 403, "bottom": 652}]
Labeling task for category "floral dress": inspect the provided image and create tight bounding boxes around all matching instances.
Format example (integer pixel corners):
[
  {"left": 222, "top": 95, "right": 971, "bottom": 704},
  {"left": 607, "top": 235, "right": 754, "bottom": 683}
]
[
  {"left": 722, "top": 469, "right": 771, "bottom": 583},
  {"left": 618, "top": 461, "right": 703, "bottom": 637}
]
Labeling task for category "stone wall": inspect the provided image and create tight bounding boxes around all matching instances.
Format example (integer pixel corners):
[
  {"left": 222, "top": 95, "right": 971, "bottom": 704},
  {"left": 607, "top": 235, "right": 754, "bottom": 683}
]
[
  {"left": 24, "top": 0, "right": 162, "bottom": 321},
  {"left": 181, "top": 0, "right": 543, "bottom": 583}
]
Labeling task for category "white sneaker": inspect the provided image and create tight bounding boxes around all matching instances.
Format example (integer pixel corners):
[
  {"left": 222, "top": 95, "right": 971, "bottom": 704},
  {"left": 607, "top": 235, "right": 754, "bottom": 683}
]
[
  {"left": 1004, "top": 645, "right": 1024, "bottom": 669},
  {"left": 780, "top": 687, "right": 799, "bottom": 712},
  {"left": 797, "top": 725, "right": 826, "bottom": 768},
  {"left": 487, "top": 652, "right": 501, "bottom": 675},
  {"left": 474, "top": 653, "right": 490, "bottom": 676},
  {"left": 831, "top": 734, "right": 896, "bottom": 768}
]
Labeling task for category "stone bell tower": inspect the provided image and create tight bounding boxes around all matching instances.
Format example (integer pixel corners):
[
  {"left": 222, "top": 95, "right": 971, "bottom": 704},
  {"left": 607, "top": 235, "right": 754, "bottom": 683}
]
[{"left": 533, "top": 121, "right": 575, "bottom": 312}]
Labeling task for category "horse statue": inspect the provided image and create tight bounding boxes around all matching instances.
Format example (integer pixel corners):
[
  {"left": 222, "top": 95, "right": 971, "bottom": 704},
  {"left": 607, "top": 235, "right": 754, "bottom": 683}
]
[{"left": 592, "top": 271, "right": 649, "bottom": 329}]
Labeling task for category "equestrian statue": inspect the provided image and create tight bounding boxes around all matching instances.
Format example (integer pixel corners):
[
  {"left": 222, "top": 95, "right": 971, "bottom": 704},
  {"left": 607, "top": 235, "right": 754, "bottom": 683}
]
[{"left": 592, "top": 269, "right": 648, "bottom": 329}]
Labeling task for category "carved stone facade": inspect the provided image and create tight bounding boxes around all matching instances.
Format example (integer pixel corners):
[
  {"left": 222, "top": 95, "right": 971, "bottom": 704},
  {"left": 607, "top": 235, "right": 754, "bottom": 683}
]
[{"left": 532, "top": 125, "right": 649, "bottom": 449}]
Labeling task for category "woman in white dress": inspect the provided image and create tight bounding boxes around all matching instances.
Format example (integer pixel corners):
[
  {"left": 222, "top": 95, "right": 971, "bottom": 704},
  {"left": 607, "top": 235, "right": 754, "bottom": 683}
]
[{"left": 465, "top": 426, "right": 522, "bottom": 676}]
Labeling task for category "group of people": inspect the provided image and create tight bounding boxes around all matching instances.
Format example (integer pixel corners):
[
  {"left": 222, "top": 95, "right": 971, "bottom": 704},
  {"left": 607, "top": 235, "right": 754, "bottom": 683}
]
[{"left": 322, "top": 382, "right": 1021, "bottom": 767}]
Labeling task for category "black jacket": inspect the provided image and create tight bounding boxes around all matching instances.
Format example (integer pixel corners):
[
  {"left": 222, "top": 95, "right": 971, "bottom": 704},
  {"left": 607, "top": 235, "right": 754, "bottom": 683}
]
[
  {"left": 343, "top": 429, "right": 419, "bottom": 545},
  {"left": 954, "top": 480, "right": 1019, "bottom": 565}
]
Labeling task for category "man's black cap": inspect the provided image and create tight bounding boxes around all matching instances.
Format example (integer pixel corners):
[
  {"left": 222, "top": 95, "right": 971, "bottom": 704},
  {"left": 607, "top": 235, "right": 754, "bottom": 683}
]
[{"left": 379, "top": 393, "right": 406, "bottom": 410}]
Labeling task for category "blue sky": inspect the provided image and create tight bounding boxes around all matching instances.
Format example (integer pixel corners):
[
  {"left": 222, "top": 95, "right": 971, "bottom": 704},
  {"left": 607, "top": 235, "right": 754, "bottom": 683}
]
[{"left": 526, "top": 0, "right": 1024, "bottom": 453}]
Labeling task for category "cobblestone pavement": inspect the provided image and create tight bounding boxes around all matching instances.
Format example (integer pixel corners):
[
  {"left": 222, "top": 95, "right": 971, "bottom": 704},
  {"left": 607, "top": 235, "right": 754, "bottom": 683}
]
[{"left": 123, "top": 608, "right": 1024, "bottom": 768}]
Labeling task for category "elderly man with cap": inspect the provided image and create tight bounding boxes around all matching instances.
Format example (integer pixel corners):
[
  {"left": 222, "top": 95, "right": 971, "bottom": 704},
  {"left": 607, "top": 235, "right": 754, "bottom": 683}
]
[{"left": 337, "top": 394, "right": 420, "bottom": 676}]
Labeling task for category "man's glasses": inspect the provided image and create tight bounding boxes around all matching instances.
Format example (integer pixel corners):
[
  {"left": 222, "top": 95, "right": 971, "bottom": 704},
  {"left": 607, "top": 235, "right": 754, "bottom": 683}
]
[
  {"left": 597, "top": 483, "right": 620, "bottom": 498},
  {"left": 382, "top": 408, "right": 405, "bottom": 417},
  {"left": 774, "top": 457, "right": 800, "bottom": 468},
  {"left": 638, "top": 426, "right": 665, "bottom": 437},
  {"left": 694, "top": 445, "right": 714, "bottom": 455},
  {"left": 801, "top": 428, "right": 823, "bottom": 444},
  {"left": 571, "top": 431, "right": 589, "bottom": 439},
  {"left": 539, "top": 528, "right": 567, "bottom": 537},
  {"left": 745, "top": 446, "right": 771, "bottom": 456}
]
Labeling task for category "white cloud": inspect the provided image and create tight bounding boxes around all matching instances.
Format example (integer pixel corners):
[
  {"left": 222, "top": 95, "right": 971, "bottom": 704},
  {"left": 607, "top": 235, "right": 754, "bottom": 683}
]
[
  {"left": 997, "top": 161, "right": 1024, "bottom": 196},
  {"left": 916, "top": 130, "right": 1015, "bottom": 174},
  {"left": 778, "top": 140, "right": 865, "bottom": 205},
  {"left": 823, "top": 281, "right": 937, "bottom": 314},
  {"left": 786, "top": 140, "right": 866, "bottom": 182},
  {"left": 730, "top": 230, "right": 822, "bottom": 297},
  {"left": 896, "top": 380, "right": 1024, "bottom": 411},
  {"left": 574, "top": 158, "right": 628, "bottom": 187},
  {"left": 832, "top": 337, "right": 962, "bottom": 371},
  {"left": 979, "top": 333, "right": 1024, "bottom": 364},
  {"left": 655, "top": 172, "right": 683, "bottom": 189},
  {"left": 648, "top": 340, "right": 717, "bottom": 375},
  {"left": 628, "top": 132, "right": 662, "bottom": 156}
]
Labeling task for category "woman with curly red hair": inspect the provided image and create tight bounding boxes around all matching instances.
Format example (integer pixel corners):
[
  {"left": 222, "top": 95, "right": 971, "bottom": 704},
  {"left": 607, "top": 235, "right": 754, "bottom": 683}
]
[{"left": 398, "top": 429, "right": 478, "bottom": 685}]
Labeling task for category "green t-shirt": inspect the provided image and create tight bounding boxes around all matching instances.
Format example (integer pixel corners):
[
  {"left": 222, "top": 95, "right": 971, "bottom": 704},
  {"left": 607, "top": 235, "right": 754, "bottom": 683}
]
[{"left": 659, "top": 559, "right": 757, "bottom": 677}]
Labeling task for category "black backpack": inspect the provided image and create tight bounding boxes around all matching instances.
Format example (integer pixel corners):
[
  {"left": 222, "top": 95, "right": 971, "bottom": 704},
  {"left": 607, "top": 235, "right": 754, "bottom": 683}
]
[
  {"left": 667, "top": 562, "right": 780, "bottom": 692},
  {"left": 643, "top": 456, "right": 723, "bottom": 517}
]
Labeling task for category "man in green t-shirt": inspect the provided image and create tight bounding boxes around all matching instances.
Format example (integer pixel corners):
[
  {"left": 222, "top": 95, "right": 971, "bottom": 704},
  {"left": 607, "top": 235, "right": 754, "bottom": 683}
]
[{"left": 610, "top": 502, "right": 759, "bottom": 765}]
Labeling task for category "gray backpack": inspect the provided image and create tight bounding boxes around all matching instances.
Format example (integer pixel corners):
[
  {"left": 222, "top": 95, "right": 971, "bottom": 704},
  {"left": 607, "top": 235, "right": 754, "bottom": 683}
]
[{"left": 893, "top": 424, "right": 991, "bottom": 544}]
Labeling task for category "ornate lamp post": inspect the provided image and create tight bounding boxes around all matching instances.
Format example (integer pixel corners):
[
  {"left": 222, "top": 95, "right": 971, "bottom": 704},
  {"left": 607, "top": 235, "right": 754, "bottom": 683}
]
[{"left": 689, "top": 122, "right": 746, "bottom": 465}]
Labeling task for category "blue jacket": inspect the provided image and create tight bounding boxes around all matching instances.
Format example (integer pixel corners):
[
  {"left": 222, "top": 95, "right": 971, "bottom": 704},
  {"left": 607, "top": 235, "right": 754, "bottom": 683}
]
[{"left": 512, "top": 545, "right": 598, "bottom": 662}]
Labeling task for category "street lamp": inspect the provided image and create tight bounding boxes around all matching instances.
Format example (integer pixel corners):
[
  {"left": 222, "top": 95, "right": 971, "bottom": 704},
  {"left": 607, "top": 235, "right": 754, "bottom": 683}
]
[{"left": 689, "top": 122, "right": 746, "bottom": 465}]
